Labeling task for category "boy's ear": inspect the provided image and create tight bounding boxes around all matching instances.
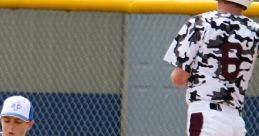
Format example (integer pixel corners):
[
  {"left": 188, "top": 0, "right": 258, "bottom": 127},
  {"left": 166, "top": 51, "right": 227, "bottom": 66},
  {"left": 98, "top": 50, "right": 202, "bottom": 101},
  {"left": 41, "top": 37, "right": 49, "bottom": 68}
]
[{"left": 28, "top": 120, "right": 35, "bottom": 129}]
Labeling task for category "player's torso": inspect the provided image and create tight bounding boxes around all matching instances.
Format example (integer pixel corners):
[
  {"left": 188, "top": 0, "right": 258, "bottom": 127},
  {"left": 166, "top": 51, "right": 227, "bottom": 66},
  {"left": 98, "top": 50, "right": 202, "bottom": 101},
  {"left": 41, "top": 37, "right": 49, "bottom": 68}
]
[{"left": 187, "top": 11, "right": 259, "bottom": 110}]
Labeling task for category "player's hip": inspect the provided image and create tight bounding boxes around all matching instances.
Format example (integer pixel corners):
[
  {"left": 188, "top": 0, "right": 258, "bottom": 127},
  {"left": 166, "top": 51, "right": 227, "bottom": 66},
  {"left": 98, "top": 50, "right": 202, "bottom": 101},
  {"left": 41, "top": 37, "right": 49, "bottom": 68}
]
[
  {"left": 187, "top": 101, "right": 241, "bottom": 117},
  {"left": 186, "top": 101, "right": 246, "bottom": 136}
]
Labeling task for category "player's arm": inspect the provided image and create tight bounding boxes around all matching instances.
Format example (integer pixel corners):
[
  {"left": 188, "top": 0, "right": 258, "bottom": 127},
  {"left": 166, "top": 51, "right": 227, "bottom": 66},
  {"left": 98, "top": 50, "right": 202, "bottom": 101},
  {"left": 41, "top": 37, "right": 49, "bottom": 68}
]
[
  {"left": 164, "top": 16, "right": 202, "bottom": 88},
  {"left": 170, "top": 67, "right": 190, "bottom": 88}
]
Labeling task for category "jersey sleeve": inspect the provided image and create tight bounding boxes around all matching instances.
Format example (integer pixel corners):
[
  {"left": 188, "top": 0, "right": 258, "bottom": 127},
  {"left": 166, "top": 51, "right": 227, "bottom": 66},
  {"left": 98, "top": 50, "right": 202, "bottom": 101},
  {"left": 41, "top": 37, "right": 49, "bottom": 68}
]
[{"left": 163, "top": 16, "right": 203, "bottom": 73}]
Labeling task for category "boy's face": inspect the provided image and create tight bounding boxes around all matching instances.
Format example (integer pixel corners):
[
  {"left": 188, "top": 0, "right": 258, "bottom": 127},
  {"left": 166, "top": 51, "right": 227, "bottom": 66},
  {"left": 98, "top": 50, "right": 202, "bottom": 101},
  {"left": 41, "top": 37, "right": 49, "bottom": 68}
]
[{"left": 1, "top": 116, "right": 34, "bottom": 136}]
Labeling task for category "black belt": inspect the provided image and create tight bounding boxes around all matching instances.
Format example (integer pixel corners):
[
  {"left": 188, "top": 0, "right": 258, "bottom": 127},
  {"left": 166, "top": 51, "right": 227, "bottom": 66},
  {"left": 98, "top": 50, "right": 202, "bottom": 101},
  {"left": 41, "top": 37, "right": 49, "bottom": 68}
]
[
  {"left": 209, "top": 103, "right": 241, "bottom": 116},
  {"left": 210, "top": 103, "right": 222, "bottom": 111}
]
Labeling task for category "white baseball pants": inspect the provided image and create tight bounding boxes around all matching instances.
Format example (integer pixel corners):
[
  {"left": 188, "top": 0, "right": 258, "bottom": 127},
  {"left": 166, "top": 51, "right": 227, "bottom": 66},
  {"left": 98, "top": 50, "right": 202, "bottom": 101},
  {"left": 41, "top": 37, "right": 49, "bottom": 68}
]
[{"left": 187, "top": 101, "right": 246, "bottom": 136}]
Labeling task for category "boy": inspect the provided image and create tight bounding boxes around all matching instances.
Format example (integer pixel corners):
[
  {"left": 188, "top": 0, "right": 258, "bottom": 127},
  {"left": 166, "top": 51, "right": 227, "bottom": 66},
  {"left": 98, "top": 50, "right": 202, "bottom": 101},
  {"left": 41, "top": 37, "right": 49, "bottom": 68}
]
[{"left": 0, "top": 96, "right": 34, "bottom": 136}]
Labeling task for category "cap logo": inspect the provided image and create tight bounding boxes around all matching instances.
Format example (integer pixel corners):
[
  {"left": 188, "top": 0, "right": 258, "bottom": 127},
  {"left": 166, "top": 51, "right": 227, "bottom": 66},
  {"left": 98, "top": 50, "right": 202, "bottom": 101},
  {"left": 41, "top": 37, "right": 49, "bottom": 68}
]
[{"left": 11, "top": 101, "right": 22, "bottom": 111}]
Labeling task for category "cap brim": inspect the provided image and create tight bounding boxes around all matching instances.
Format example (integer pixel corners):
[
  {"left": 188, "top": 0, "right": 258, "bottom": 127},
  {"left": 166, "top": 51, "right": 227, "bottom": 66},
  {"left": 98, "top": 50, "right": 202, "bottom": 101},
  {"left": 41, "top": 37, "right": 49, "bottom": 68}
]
[{"left": 1, "top": 113, "right": 31, "bottom": 122}]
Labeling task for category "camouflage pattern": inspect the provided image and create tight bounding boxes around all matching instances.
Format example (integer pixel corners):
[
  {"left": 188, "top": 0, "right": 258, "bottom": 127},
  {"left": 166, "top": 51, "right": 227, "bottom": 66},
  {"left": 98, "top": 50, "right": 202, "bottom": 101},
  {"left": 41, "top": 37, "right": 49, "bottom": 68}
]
[{"left": 164, "top": 11, "right": 259, "bottom": 111}]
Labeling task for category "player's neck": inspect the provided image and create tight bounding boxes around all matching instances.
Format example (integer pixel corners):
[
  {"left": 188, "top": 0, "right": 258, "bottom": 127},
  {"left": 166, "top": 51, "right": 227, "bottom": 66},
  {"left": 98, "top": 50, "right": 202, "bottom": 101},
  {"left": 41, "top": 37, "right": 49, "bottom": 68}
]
[
  {"left": 217, "top": 3, "right": 243, "bottom": 16},
  {"left": 218, "top": 8, "right": 242, "bottom": 16}
]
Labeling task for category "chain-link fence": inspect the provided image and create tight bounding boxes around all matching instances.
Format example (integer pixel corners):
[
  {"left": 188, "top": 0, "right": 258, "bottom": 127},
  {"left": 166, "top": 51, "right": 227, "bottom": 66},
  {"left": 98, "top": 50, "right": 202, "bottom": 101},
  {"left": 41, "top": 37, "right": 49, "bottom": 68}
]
[{"left": 0, "top": 9, "right": 258, "bottom": 136}]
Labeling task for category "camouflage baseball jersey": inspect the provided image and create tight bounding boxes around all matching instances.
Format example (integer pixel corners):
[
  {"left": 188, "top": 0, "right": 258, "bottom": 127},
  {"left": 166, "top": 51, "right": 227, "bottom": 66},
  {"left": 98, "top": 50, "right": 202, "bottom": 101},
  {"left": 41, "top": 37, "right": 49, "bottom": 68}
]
[{"left": 164, "top": 11, "right": 259, "bottom": 111}]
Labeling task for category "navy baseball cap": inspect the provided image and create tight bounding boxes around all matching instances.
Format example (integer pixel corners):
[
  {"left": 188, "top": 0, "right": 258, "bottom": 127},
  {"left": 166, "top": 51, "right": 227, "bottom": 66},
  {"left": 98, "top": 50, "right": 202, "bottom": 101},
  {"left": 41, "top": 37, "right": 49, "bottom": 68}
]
[{"left": 0, "top": 96, "right": 34, "bottom": 122}]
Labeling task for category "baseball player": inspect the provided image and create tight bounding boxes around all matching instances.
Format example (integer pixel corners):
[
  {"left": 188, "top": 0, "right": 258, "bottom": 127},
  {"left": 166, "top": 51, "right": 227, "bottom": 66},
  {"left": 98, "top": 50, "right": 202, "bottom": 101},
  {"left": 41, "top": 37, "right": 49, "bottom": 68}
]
[
  {"left": 163, "top": 0, "right": 259, "bottom": 136},
  {"left": 0, "top": 96, "right": 35, "bottom": 136}
]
